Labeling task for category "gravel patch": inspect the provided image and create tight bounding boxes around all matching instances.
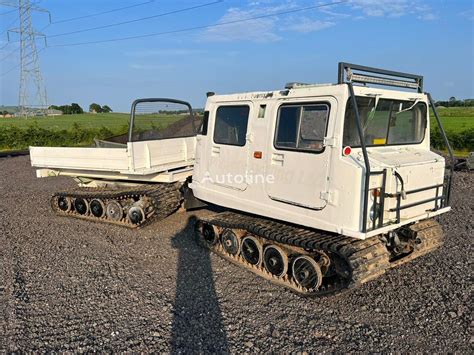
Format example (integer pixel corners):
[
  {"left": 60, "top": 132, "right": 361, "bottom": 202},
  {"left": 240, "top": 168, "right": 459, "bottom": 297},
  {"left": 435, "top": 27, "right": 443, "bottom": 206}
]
[{"left": 0, "top": 156, "right": 472, "bottom": 352}]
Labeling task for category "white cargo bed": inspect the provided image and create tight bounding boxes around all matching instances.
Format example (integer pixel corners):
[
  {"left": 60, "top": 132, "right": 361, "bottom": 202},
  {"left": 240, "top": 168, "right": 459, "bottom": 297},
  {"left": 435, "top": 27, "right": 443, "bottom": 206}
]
[{"left": 30, "top": 137, "right": 196, "bottom": 183}]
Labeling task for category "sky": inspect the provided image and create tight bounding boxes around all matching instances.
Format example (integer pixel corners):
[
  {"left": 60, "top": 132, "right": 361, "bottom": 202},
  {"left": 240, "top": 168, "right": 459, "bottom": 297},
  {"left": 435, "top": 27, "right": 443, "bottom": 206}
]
[{"left": 0, "top": 0, "right": 473, "bottom": 112}]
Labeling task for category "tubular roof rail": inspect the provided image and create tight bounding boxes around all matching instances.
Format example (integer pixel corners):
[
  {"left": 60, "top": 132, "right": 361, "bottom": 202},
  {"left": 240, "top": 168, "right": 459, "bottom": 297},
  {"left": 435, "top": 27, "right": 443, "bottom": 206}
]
[{"left": 338, "top": 62, "right": 424, "bottom": 93}]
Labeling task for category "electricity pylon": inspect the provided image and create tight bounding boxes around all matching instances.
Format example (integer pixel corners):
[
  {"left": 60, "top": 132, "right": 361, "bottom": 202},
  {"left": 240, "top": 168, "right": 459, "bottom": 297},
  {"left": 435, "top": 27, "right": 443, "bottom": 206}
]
[{"left": 5, "top": 0, "right": 50, "bottom": 117}]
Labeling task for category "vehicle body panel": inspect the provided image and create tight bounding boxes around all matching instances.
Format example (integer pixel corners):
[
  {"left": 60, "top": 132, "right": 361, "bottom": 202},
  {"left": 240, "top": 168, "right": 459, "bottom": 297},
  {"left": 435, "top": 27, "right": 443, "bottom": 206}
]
[{"left": 191, "top": 84, "right": 450, "bottom": 239}]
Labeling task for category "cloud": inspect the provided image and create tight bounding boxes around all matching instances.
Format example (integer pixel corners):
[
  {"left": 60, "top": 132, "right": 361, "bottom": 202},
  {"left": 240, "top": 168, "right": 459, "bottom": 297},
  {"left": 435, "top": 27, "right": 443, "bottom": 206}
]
[
  {"left": 125, "top": 49, "right": 206, "bottom": 58},
  {"left": 202, "top": 5, "right": 284, "bottom": 42},
  {"left": 460, "top": 9, "right": 474, "bottom": 21},
  {"left": 200, "top": 0, "right": 438, "bottom": 43},
  {"left": 130, "top": 63, "right": 175, "bottom": 70},
  {"left": 418, "top": 13, "right": 437, "bottom": 21},
  {"left": 349, "top": 0, "right": 410, "bottom": 17},
  {"left": 348, "top": 0, "right": 437, "bottom": 20},
  {"left": 286, "top": 18, "right": 335, "bottom": 33},
  {"left": 201, "top": 1, "right": 335, "bottom": 42},
  {"left": 318, "top": 8, "right": 351, "bottom": 19}
]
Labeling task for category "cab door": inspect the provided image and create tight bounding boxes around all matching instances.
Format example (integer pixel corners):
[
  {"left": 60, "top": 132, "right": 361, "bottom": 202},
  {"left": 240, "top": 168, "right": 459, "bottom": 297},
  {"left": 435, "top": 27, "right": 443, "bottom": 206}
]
[
  {"left": 265, "top": 98, "right": 335, "bottom": 209},
  {"left": 207, "top": 103, "right": 253, "bottom": 191}
]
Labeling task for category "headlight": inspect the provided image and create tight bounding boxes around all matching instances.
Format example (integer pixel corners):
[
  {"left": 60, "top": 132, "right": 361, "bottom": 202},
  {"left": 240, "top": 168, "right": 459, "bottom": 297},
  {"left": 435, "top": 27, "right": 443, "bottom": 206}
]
[{"left": 370, "top": 203, "right": 381, "bottom": 222}]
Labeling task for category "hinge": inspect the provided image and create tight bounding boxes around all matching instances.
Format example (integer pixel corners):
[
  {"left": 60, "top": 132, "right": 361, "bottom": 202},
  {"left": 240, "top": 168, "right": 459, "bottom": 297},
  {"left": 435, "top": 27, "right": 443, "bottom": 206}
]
[
  {"left": 320, "top": 190, "right": 338, "bottom": 205},
  {"left": 323, "top": 136, "right": 337, "bottom": 147},
  {"left": 320, "top": 191, "right": 330, "bottom": 201}
]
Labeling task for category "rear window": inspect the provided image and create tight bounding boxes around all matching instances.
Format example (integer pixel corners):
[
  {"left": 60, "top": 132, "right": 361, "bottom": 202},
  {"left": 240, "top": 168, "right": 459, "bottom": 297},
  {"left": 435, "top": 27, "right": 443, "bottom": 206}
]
[
  {"left": 213, "top": 105, "right": 250, "bottom": 146},
  {"left": 275, "top": 103, "right": 329, "bottom": 153}
]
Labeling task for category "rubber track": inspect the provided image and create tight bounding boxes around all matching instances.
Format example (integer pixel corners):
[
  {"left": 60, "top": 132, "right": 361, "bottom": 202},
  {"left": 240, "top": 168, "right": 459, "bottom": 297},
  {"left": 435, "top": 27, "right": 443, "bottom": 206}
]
[
  {"left": 197, "top": 212, "right": 444, "bottom": 296},
  {"left": 198, "top": 211, "right": 391, "bottom": 296},
  {"left": 390, "top": 218, "right": 444, "bottom": 267},
  {"left": 51, "top": 183, "right": 182, "bottom": 228}
]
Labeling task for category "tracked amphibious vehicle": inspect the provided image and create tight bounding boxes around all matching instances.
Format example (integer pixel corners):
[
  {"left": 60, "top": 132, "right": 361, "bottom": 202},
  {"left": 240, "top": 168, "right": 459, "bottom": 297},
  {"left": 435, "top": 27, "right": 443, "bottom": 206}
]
[
  {"left": 30, "top": 63, "right": 453, "bottom": 296},
  {"left": 190, "top": 63, "right": 453, "bottom": 295},
  {"left": 30, "top": 99, "right": 200, "bottom": 227}
]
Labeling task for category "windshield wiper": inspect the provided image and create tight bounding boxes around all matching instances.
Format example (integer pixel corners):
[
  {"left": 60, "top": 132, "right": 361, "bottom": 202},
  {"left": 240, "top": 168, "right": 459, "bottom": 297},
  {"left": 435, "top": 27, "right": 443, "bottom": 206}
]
[
  {"left": 394, "top": 99, "right": 419, "bottom": 115},
  {"left": 363, "top": 94, "right": 381, "bottom": 131}
]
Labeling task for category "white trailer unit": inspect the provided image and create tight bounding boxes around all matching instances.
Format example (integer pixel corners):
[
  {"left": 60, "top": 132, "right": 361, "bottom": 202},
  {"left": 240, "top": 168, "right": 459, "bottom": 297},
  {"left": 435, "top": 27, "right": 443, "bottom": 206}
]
[
  {"left": 30, "top": 98, "right": 199, "bottom": 227},
  {"left": 31, "top": 137, "right": 196, "bottom": 184}
]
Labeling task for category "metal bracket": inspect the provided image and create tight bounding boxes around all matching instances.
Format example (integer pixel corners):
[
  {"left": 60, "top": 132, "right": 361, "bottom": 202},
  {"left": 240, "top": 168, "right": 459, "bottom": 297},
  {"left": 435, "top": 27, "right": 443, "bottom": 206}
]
[
  {"left": 323, "top": 136, "right": 337, "bottom": 147},
  {"left": 320, "top": 190, "right": 331, "bottom": 202},
  {"left": 338, "top": 62, "right": 424, "bottom": 93}
]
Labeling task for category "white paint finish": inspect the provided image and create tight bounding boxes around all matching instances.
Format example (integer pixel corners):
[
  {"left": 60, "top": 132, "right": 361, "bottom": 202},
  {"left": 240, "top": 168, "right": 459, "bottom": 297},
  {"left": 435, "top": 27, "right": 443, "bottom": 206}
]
[
  {"left": 129, "top": 137, "right": 196, "bottom": 171},
  {"left": 34, "top": 166, "right": 192, "bottom": 183},
  {"left": 30, "top": 146, "right": 129, "bottom": 171},
  {"left": 192, "top": 83, "right": 449, "bottom": 239},
  {"left": 205, "top": 101, "right": 254, "bottom": 191},
  {"left": 265, "top": 96, "right": 337, "bottom": 210},
  {"left": 29, "top": 136, "right": 196, "bottom": 182}
]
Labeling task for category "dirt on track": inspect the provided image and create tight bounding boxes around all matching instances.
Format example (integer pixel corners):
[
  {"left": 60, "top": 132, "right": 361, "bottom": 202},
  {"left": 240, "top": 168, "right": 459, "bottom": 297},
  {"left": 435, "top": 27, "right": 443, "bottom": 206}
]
[{"left": 0, "top": 156, "right": 472, "bottom": 353}]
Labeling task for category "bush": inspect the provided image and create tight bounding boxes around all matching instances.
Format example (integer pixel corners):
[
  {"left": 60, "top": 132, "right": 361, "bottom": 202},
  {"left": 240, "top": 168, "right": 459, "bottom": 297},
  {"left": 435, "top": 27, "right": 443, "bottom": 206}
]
[
  {"left": 1, "top": 122, "right": 472, "bottom": 153},
  {"left": 0, "top": 122, "right": 114, "bottom": 151},
  {"left": 430, "top": 127, "right": 474, "bottom": 151}
]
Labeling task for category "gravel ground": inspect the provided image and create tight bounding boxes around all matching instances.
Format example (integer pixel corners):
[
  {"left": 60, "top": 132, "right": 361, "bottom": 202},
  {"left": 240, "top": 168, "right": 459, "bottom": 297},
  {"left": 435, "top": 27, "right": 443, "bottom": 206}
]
[{"left": 0, "top": 155, "right": 472, "bottom": 353}]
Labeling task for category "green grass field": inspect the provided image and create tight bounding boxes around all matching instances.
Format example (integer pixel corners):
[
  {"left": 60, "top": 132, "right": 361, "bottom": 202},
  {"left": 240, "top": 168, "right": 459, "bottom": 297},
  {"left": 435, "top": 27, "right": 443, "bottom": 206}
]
[
  {"left": 1, "top": 107, "right": 472, "bottom": 133},
  {"left": 0, "top": 113, "right": 132, "bottom": 135},
  {"left": 0, "top": 112, "right": 190, "bottom": 137},
  {"left": 0, "top": 107, "right": 472, "bottom": 153},
  {"left": 430, "top": 107, "right": 474, "bottom": 132}
]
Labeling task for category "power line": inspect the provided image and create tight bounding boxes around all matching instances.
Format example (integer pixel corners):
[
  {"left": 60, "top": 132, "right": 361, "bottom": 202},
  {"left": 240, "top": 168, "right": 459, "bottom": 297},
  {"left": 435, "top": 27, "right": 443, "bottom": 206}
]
[
  {"left": 2, "top": 0, "right": 39, "bottom": 29},
  {"left": 0, "top": 8, "right": 16, "bottom": 16},
  {"left": 0, "top": 45, "right": 19, "bottom": 61},
  {"left": 49, "top": 0, "right": 346, "bottom": 47},
  {"left": 0, "top": 1, "right": 34, "bottom": 36},
  {"left": 52, "top": 0, "right": 156, "bottom": 24},
  {"left": 0, "top": 15, "right": 19, "bottom": 34},
  {"left": 47, "top": 0, "right": 223, "bottom": 38},
  {"left": 0, "top": 46, "right": 44, "bottom": 77}
]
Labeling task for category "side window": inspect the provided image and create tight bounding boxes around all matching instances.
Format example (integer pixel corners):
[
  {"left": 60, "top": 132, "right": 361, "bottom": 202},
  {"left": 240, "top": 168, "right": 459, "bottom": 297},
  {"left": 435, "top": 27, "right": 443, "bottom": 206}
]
[
  {"left": 198, "top": 111, "right": 209, "bottom": 135},
  {"left": 213, "top": 105, "right": 250, "bottom": 146},
  {"left": 275, "top": 103, "right": 329, "bottom": 152}
]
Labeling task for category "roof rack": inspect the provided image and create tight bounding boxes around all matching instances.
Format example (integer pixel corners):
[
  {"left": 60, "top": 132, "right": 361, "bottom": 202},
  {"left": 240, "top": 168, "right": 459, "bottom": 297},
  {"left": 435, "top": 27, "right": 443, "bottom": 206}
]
[
  {"left": 284, "top": 82, "right": 332, "bottom": 89},
  {"left": 338, "top": 62, "right": 423, "bottom": 93}
]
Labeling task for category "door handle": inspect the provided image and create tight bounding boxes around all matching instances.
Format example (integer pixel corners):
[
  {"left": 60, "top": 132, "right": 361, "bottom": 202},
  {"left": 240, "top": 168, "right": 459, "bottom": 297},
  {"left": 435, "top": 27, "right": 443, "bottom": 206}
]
[
  {"left": 271, "top": 153, "right": 284, "bottom": 166},
  {"left": 211, "top": 146, "right": 220, "bottom": 156}
]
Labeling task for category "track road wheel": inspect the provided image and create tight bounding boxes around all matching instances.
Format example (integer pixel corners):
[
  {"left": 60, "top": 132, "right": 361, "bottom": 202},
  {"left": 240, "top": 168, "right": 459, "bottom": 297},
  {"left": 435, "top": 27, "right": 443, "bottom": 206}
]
[
  {"left": 90, "top": 199, "right": 105, "bottom": 218},
  {"left": 74, "top": 198, "right": 89, "bottom": 215},
  {"left": 263, "top": 245, "right": 288, "bottom": 277},
  {"left": 241, "top": 236, "right": 262, "bottom": 266},
  {"left": 57, "top": 196, "right": 71, "bottom": 212},
  {"left": 106, "top": 200, "right": 123, "bottom": 221},
  {"left": 128, "top": 206, "right": 145, "bottom": 225},
  {"left": 221, "top": 229, "right": 240, "bottom": 255},
  {"left": 292, "top": 255, "right": 323, "bottom": 290},
  {"left": 195, "top": 221, "right": 218, "bottom": 248}
]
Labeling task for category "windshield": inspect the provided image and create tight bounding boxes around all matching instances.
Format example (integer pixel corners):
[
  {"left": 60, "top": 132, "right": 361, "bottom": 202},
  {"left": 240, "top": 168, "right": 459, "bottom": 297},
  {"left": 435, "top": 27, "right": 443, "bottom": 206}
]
[{"left": 343, "top": 96, "right": 427, "bottom": 147}]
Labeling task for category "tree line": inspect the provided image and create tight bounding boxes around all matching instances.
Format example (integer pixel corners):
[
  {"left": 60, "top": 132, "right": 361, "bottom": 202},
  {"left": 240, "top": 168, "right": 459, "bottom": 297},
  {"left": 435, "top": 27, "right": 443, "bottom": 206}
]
[
  {"left": 89, "top": 103, "right": 112, "bottom": 113},
  {"left": 47, "top": 103, "right": 113, "bottom": 115},
  {"left": 49, "top": 103, "right": 84, "bottom": 115},
  {"left": 435, "top": 97, "right": 474, "bottom": 107}
]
